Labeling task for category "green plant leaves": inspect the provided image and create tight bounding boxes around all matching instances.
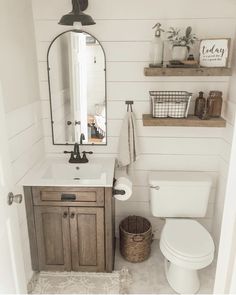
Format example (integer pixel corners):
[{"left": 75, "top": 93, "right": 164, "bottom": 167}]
[{"left": 167, "top": 26, "right": 197, "bottom": 48}]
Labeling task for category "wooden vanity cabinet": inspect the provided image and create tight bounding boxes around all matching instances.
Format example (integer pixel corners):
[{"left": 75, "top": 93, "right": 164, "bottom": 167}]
[{"left": 24, "top": 186, "right": 115, "bottom": 273}]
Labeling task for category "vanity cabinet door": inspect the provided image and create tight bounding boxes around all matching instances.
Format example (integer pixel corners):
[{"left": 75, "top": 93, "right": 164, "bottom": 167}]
[
  {"left": 34, "top": 206, "right": 71, "bottom": 271},
  {"left": 70, "top": 207, "right": 105, "bottom": 272}
]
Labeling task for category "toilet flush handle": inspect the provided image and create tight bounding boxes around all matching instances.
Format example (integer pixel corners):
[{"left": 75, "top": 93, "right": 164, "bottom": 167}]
[{"left": 150, "top": 185, "right": 160, "bottom": 190}]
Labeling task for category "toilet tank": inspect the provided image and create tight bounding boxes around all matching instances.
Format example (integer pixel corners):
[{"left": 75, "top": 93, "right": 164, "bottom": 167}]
[{"left": 149, "top": 171, "right": 213, "bottom": 218}]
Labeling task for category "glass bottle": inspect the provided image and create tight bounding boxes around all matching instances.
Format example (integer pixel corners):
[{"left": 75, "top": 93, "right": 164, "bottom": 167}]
[
  {"left": 149, "top": 23, "right": 164, "bottom": 67},
  {"left": 207, "top": 91, "right": 223, "bottom": 118},
  {"left": 194, "top": 92, "right": 206, "bottom": 117}
]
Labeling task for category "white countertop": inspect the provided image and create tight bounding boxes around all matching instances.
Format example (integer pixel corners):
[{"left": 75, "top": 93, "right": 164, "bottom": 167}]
[{"left": 20, "top": 156, "right": 116, "bottom": 188}]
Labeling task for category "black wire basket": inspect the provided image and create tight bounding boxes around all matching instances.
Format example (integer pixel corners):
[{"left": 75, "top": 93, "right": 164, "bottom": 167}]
[{"left": 150, "top": 91, "right": 192, "bottom": 118}]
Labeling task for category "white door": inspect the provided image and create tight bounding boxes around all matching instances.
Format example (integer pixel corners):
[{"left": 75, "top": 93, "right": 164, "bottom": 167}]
[{"left": 0, "top": 83, "right": 27, "bottom": 293}]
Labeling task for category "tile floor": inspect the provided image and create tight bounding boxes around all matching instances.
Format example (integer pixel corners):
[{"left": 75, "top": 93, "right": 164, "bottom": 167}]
[{"left": 115, "top": 239, "right": 216, "bottom": 294}]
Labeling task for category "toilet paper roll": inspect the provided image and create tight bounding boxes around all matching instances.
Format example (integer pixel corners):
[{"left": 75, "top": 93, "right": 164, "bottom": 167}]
[{"left": 113, "top": 177, "right": 132, "bottom": 201}]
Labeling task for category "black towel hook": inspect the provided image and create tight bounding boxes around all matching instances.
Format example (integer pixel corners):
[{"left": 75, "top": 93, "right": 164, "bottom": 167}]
[{"left": 125, "top": 100, "right": 134, "bottom": 112}]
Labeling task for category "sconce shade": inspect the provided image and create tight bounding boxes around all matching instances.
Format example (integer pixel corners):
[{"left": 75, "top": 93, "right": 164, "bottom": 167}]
[{"left": 59, "top": 0, "right": 95, "bottom": 26}]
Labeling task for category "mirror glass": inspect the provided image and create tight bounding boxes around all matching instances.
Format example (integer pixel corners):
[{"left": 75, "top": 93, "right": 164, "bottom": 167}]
[{"left": 47, "top": 30, "right": 107, "bottom": 145}]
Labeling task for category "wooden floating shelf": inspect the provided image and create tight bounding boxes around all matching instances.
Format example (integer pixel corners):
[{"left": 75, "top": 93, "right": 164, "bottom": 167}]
[
  {"left": 142, "top": 114, "right": 226, "bottom": 128},
  {"left": 144, "top": 67, "right": 232, "bottom": 77}
]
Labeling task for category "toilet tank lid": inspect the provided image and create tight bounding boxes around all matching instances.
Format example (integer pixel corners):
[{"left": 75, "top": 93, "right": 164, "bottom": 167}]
[{"left": 149, "top": 171, "right": 213, "bottom": 186}]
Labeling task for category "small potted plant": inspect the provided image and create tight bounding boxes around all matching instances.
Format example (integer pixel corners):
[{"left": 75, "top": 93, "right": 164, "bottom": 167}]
[{"left": 167, "top": 26, "right": 197, "bottom": 61}]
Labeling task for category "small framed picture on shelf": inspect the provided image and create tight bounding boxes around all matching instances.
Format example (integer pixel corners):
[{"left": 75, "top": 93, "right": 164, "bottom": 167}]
[{"left": 199, "top": 38, "right": 230, "bottom": 68}]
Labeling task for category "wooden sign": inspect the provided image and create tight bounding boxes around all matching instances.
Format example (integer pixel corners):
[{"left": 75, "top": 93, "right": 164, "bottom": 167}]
[{"left": 199, "top": 38, "right": 230, "bottom": 68}]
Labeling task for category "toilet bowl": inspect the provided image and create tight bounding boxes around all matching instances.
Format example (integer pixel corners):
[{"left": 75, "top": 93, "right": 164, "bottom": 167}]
[
  {"left": 149, "top": 171, "right": 215, "bottom": 294},
  {"left": 160, "top": 219, "right": 215, "bottom": 294}
]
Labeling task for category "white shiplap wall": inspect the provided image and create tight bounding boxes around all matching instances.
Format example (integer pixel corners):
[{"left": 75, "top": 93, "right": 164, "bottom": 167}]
[{"left": 32, "top": 0, "right": 236, "bottom": 240}]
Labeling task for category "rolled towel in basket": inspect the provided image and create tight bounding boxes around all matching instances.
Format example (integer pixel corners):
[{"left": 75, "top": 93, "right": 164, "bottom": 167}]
[
  {"left": 113, "top": 177, "right": 132, "bottom": 201},
  {"left": 168, "top": 101, "right": 187, "bottom": 118}
]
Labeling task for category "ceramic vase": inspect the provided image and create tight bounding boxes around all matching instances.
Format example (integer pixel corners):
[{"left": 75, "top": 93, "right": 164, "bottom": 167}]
[{"left": 172, "top": 46, "right": 188, "bottom": 61}]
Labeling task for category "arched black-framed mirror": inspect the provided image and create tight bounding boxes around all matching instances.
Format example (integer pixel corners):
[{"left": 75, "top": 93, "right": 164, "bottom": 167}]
[{"left": 47, "top": 30, "right": 107, "bottom": 146}]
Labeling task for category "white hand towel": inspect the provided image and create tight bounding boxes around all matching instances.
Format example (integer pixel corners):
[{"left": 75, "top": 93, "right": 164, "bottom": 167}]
[{"left": 117, "top": 112, "right": 140, "bottom": 171}]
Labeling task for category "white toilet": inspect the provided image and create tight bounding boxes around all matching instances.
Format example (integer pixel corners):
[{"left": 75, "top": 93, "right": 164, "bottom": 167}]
[{"left": 149, "top": 171, "right": 215, "bottom": 294}]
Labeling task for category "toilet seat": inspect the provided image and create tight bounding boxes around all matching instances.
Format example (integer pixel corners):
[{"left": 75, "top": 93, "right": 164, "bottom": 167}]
[{"left": 160, "top": 219, "right": 215, "bottom": 270}]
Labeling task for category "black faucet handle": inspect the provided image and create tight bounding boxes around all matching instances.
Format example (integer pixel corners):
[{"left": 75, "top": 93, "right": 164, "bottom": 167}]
[
  {"left": 64, "top": 150, "right": 73, "bottom": 154},
  {"left": 82, "top": 151, "right": 93, "bottom": 155}
]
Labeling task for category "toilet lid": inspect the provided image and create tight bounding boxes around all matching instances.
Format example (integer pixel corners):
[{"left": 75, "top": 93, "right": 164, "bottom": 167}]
[{"left": 162, "top": 219, "right": 215, "bottom": 259}]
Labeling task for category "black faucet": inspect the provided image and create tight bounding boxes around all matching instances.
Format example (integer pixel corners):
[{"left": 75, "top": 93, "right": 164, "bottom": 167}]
[
  {"left": 74, "top": 142, "right": 80, "bottom": 157},
  {"left": 64, "top": 133, "right": 93, "bottom": 163}
]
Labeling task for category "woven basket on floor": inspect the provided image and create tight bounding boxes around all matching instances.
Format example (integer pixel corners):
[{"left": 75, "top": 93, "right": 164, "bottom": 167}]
[{"left": 119, "top": 216, "right": 152, "bottom": 263}]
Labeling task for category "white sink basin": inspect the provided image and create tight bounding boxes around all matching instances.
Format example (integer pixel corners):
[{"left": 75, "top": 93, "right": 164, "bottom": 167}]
[
  {"left": 43, "top": 163, "right": 103, "bottom": 180},
  {"left": 20, "top": 156, "right": 115, "bottom": 187}
]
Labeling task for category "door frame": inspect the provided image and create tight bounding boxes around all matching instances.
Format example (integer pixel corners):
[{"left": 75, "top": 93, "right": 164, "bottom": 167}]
[{"left": 214, "top": 118, "right": 236, "bottom": 293}]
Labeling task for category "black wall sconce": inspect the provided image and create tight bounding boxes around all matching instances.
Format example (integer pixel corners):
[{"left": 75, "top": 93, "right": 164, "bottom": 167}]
[{"left": 59, "top": 0, "right": 95, "bottom": 26}]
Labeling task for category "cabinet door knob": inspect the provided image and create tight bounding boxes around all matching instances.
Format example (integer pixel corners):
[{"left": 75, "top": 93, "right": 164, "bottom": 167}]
[
  {"left": 63, "top": 212, "right": 68, "bottom": 218},
  {"left": 70, "top": 212, "right": 75, "bottom": 219}
]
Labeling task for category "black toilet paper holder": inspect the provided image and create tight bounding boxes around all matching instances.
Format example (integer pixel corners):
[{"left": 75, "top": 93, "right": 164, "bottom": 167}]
[
  {"left": 113, "top": 178, "right": 126, "bottom": 195},
  {"left": 113, "top": 189, "right": 126, "bottom": 195}
]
